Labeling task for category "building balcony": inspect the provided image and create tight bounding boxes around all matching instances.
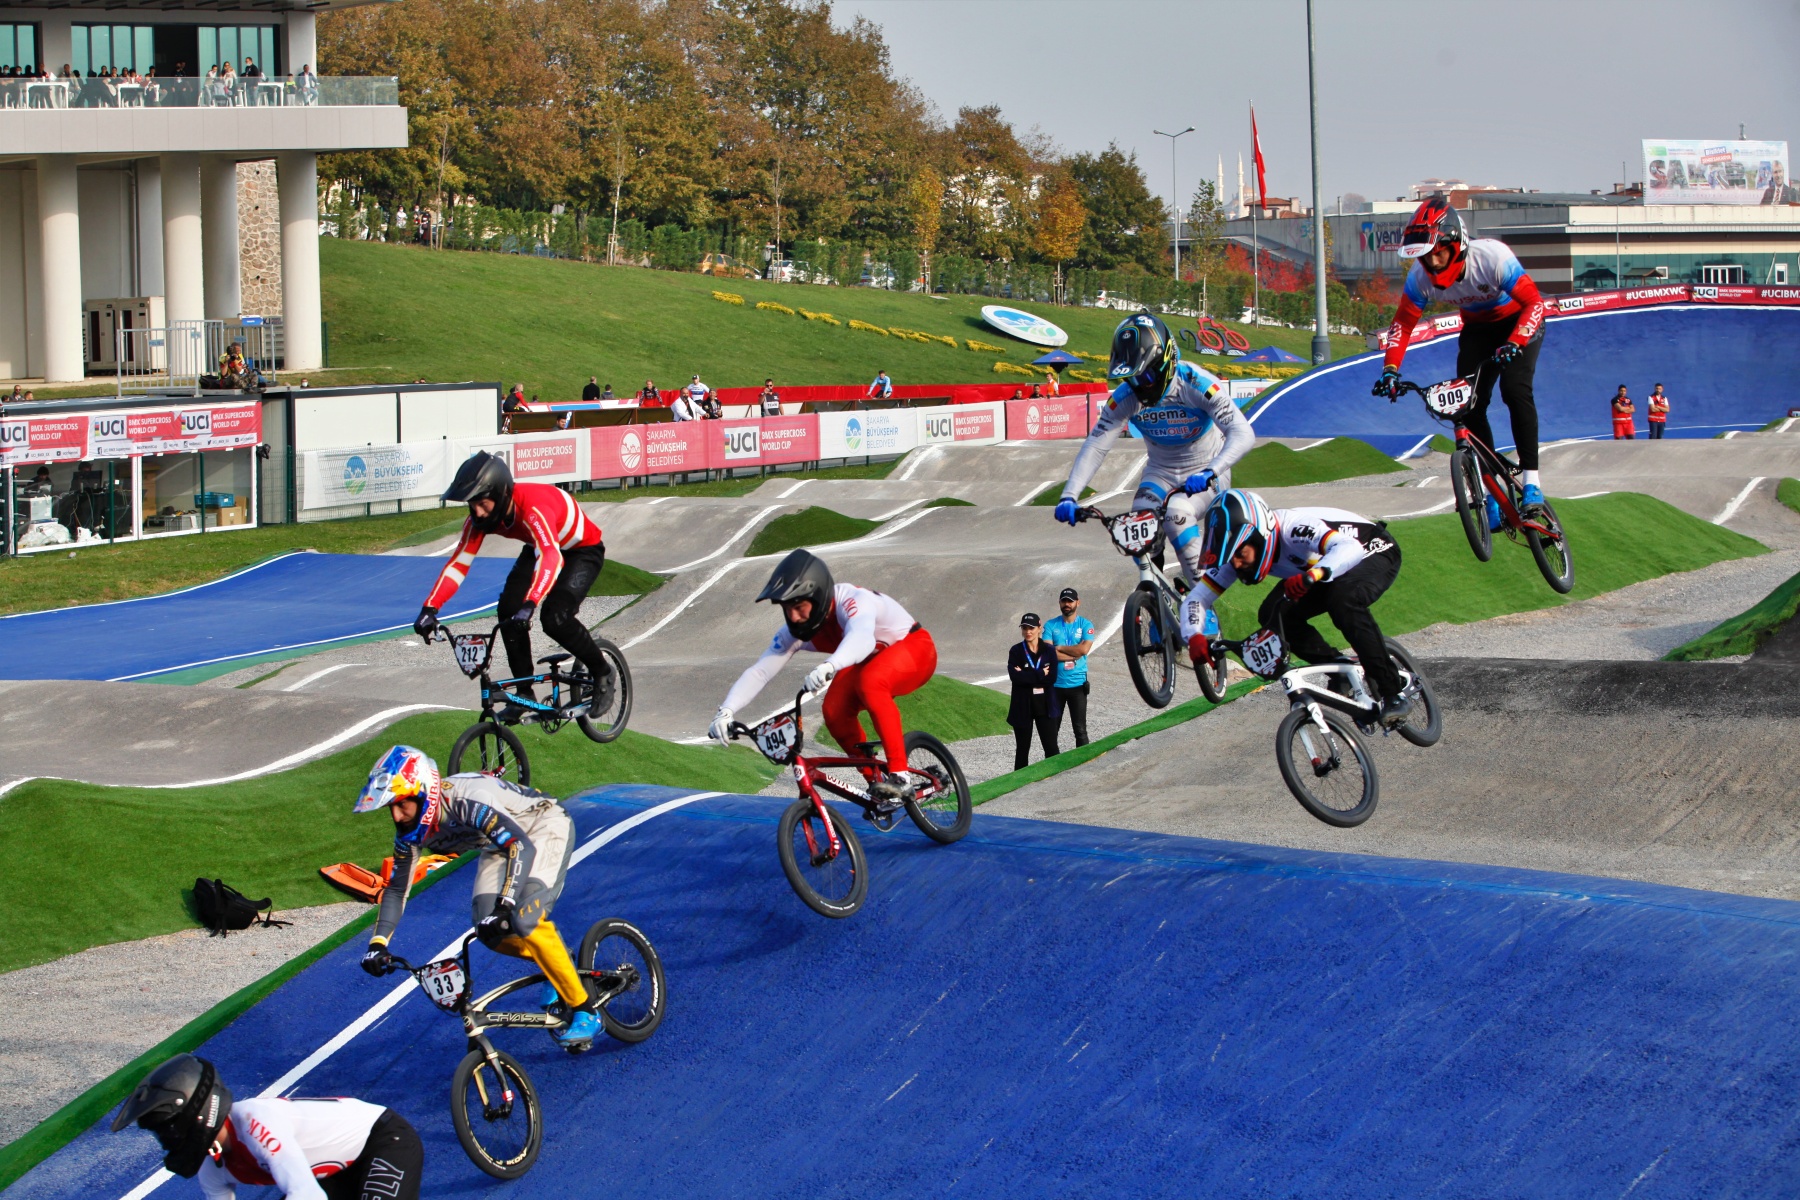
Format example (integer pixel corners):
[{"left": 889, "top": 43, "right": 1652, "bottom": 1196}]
[{"left": 0, "top": 76, "right": 404, "bottom": 157}]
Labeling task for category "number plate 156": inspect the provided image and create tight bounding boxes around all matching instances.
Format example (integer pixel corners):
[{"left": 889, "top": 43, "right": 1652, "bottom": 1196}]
[{"left": 1112, "top": 513, "right": 1159, "bottom": 553}]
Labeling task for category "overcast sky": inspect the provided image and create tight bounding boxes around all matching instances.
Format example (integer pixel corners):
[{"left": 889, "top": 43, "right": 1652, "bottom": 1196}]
[{"left": 836, "top": 0, "right": 1800, "bottom": 213}]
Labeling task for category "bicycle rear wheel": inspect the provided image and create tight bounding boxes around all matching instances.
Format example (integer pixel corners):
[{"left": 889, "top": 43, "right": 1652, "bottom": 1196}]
[
  {"left": 572, "top": 637, "right": 634, "bottom": 744},
  {"left": 449, "top": 721, "right": 530, "bottom": 786},
  {"left": 1275, "top": 707, "right": 1378, "bottom": 827},
  {"left": 901, "top": 730, "right": 972, "bottom": 843},
  {"left": 450, "top": 1047, "right": 541, "bottom": 1180},
  {"left": 1383, "top": 639, "right": 1442, "bottom": 748},
  {"left": 777, "top": 797, "right": 867, "bottom": 918},
  {"left": 1526, "top": 500, "right": 1575, "bottom": 594},
  {"left": 1449, "top": 448, "right": 1493, "bottom": 562},
  {"left": 579, "top": 918, "right": 665, "bottom": 1043},
  {"left": 1123, "top": 588, "right": 1177, "bottom": 709}
]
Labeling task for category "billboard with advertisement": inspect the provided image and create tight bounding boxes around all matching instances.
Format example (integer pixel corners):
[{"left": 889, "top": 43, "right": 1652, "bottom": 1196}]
[
  {"left": 751, "top": 415, "right": 820, "bottom": 465},
  {"left": 1643, "top": 139, "right": 1791, "bottom": 204},
  {"left": 303, "top": 441, "right": 451, "bottom": 509},
  {"left": 817, "top": 409, "right": 917, "bottom": 459},
  {"left": 590, "top": 422, "right": 710, "bottom": 478},
  {"left": 1004, "top": 396, "right": 1090, "bottom": 440}
]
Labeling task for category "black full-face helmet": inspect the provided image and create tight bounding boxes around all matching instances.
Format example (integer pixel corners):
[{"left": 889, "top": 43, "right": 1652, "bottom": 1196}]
[
  {"left": 757, "top": 549, "right": 835, "bottom": 642},
  {"left": 442, "top": 451, "right": 514, "bottom": 533},
  {"left": 111, "top": 1054, "right": 234, "bottom": 1178},
  {"left": 1107, "top": 311, "right": 1180, "bottom": 402}
]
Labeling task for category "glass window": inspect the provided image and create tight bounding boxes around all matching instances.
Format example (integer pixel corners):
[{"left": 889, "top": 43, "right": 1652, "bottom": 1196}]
[
  {"left": 198, "top": 450, "right": 253, "bottom": 528},
  {"left": 194, "top": 26, "right": 277, "bottom": 76},
  {"left": 1, "top": 27, "right": 13, "bottom": 70},
  {"left": 72, "top": 24, "right": 156, "bottom": 74},
  {"left": 13, "top": 460, "right": 130, "bottom": 548},
  {"left": 90, "top": 26, "right": 110, "bottom": 72},
  {"left": 217, "top": 28, "right": 238, "bottom": 71},
  {"left": 142, "top": 452, "right": 202, "bottom": 535},
  {"left": 134, "top": 28, "right": 153, "bottom": 74},
  {"left": 71, "top": 34, "right": 87, "bottom": 77},
  {"left": 198, "top": 28, "right": 216, "bottom": 74},
  {"left": 259, "top": 27, "right": 275, "bottom": 74}
]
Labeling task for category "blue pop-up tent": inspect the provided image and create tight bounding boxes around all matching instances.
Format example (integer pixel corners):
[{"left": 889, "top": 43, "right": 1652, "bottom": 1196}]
[
  {"left": 1031, "top": 349, "right": 1086, "bottom": 368},
  {"left": 1239, "top": 345, "right": 1308, "bottom": 364}
]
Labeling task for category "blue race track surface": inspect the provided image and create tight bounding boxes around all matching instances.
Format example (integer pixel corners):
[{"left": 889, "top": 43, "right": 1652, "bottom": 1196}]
[
  {"left": 1251, "top": 304, "right": 1800, "bottom": 455},
  {"left": 17, "top": 786, "right": 1800, "bottom": 1199},
  {"left": 0, "top": 552, "right": 510, "bottom": 682}
]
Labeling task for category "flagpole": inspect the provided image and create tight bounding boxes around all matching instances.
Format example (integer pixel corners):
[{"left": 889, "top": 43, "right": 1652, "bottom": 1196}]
[
  {"left": 1250, "top": 103, "right": 1260, "bottom": 330},
  {"left": 1307, "top": 0, "right": 1331, "bottom": 364}
]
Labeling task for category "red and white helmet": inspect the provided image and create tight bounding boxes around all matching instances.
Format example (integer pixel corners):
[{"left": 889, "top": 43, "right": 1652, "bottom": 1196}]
[{"left": 1397, "top": 193, "right": 1467, "bottom": 286}]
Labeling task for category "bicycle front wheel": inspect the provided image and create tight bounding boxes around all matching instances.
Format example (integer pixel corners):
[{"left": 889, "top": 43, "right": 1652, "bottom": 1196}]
[
  {"left": 1449, "top": 448, "right": 1493, "bottom": 562},
  {"left": 579, "top": 918, "right": 666, "bottom": 1043},
  {"left": 573, "top": 637, "right": 634, "bottom": 744},
  {"left": 449, "top": 721, "right": 530, "bottom": 786},
  {"left": 450, "top": 1047, "right": 542, "bottom": 1180},
  {"left": 1123, "top": 588, "right": 1177, "bottom": 709},
  {"left": 1383, "top": 639, "right": 1443, "bottom": 748},
  {"left": 1275, "top": 707, "right": 1378, "bottom": 827},
  {"left": 777, "top": 797, "right": 867, "bottom": 918},
  {"left": 901, "top": 730, "right": 972, "bottom": 843},
  {"left": 1526, "top": 500, "right": 1575, "bottom": 594}
]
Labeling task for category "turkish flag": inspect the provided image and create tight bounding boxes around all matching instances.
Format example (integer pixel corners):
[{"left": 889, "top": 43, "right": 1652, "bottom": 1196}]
[{"left": 1251, "top": 105, "right": 1267, "bottom": 208}]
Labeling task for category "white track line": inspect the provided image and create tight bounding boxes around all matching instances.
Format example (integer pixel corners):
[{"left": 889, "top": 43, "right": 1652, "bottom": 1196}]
[
  {"left": 1567, "top": 490, "right": 1612, "bottom": 500},
  {"left": 141, "top": 705, "right": 454, "bottom": 789},
  {"left": 1384, "top": 496, "right": 1458, "bottom": 519},
  {"left": 971, "top": 674, "right": 1007, "bottom": 687},
  {"left": 894, "top": 445, "right": 941, "bottom": 482},
  {"left": 620, "top": 560, "right": 744, "bottom": 650},
  {"left": 1086, "top": 609, "right": 1128, "bottom": 654},
  {"left": 280, "top": 662, "right": 366, "bottom": 693},
  {"left": 873, "top": 498, "right": 927, "bottom": 521},
  {"left": 0, "top": 551, "right": 310, "bottom": 621},
  {"left": 1722, "top": 430, "right": 1739, "bottom": 440},
  {"left": 1777, "top": 417, "right": 1796, "bottom": 434},
  {"left": 1713, "top": 477, "right": 1765, "bottom": 525},
  {"left": 116, "top": 791, "right": 722, "bottom": 1200},
  {"left": 1396, "top": 435, "right": 1434, "bottom": 461},
  {"left": 1415, "top": 476, "right": 1439, "bottom": 489},
  {"left": 1295, "top": 438, "right": 1332, "bottom": 452},
  {"left": 0, "top": 776, "right": 36, "bottom": 799},
  {"left": 776, "top": 478, "right": 813, "bottom": 498},
  {"left": 1014, "top": 480, "right": 1055, "bottom": 507},
  {"left": 659, "top": 505, "right": 783, "bottom": 574}
]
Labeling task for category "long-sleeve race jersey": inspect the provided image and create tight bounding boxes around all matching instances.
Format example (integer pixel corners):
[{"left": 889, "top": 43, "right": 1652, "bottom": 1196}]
[
  {"left": 1382, "top": 238, "right": 1547, "bottom": 370},
  {"left": 1188, "top": 507, "right": 1396, "bottom": 616},
  {"left": 424, "top": 482, "right": 603, "bottom": 611},
  {"left": 198, "top": 1097, "right": 385, "bottom": 1198},
  {"left": 723, "top": 583, "right": 918, "bottom": 712},
  {"left": 373, "top": 774, "right": 565, "bottom": 944},
  {"left": 1061, "top": 360, "right": 1255, "bottom": 499}
]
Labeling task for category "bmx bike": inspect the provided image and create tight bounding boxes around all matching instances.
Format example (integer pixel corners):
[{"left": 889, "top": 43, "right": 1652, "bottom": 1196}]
[
  {"left": 381, "top": 918, "right": 665, "bottom": 1179},
  {"left": 434, "top": 623, "right": 633, "bottom": 786},
  {"left": 1206, "top": 611, "right": 1441, "bottom": 827},
  {"left": 729, "top": 691, "right": 972, "bottom": 919},
  {"left": 1075, "top": 502, "right": 1224, "bottom": 709},
  {"left": 1391, "top": 369, "right": 1575, "bottom": 594}
]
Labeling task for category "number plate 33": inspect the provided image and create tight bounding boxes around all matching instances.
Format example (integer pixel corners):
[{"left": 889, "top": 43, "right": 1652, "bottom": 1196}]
[{"left": 419, "top": 960, "right": 468, "bottom": 1011}]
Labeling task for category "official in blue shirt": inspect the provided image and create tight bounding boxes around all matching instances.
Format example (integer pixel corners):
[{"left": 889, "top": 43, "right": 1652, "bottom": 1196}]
[{"left": 1043, "top": 587, "right": 1095, "bottom": 748}]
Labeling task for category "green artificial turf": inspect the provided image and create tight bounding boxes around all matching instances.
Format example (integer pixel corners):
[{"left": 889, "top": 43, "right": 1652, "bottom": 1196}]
[
  {"left": 315, "top": 239, "right": 1366, "bottom": 399},
  {"left": 1206, "top": 492, "right": 1766, "bottom": 643},
  {"left": 1663, "top": 568, "right": 1800, "bottom": 661},
  {"left": 1029, "top": 485, "right": 1094, "bottom": 506},
  {"left": 924, "top": 496, "right": 975, "bottom": 508},
  {"left": 1429, "top": 434, "right": 1457, "bottom": 455},
  {"left": 1233, "top": 438, "right": 1406, "bottom": 487},
  {"left": 746, "top": 506, "right": 881, "bottom": 558},
  {"left": 0, "top": 710, "right": 776, "bottom": 976},
  {"left": 1779, "top": 477, "right": 1800, "bottom": 516},
  {"left": 584, "top": 457, "right": 902, "bottom": 503}
]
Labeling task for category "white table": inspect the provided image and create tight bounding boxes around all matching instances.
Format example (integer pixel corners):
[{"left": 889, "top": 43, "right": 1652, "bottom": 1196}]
[
  {"left": 24, "top": 80, "right": 70, "bottom": 108},
  {"left": 253, "top": 80, "right": 284, "bottom": 105},
  {"left": 114, "top": 82, "right": 143, "bottom": 107}
]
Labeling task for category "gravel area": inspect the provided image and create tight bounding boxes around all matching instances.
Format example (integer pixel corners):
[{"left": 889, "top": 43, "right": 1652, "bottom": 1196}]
[{"left": 0, "top": 902, "right": 364, "bottom": 1150}]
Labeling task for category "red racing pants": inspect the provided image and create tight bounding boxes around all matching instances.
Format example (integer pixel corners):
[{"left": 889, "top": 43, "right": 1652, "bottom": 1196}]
[{"left": 822, "top": 628, "right": 937, "bottom": 773}]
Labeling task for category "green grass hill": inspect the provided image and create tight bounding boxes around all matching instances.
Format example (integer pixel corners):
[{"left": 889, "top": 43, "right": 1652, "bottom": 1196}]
[{"left": 318, "top": 239, "right": 1364, "bottom": 400}]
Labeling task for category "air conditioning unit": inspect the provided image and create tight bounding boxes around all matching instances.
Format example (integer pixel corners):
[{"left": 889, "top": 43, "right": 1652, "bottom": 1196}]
[{"left": 84, "top": 297, "right": 166, "bottom": 369}]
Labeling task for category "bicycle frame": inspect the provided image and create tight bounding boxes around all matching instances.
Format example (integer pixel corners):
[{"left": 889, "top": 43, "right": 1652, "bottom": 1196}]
[
  {"left": 394, "top": 933, "right": 638, "bottom": 1045},
  {"left": 1215, "top": 616, "right": 1414, "bottom": 733},
  {"left": 441, "top": 626, "right": 586, "bottom": 731},
  {"left": 1396, "top": 369, "right": 1556, "bottom": 539},
  {"left": 1079, "top": 502, "right": 1213, "bottom": 644}
]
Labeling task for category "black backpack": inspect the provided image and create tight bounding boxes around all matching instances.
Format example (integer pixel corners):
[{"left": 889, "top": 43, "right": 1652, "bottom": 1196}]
[{"left": 194, "top": 878, "right": 292, "bottom": 936}]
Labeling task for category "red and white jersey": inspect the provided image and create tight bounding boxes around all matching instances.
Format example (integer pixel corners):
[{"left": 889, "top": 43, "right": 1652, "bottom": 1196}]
[
  {"left": 198, "top": 1097, "right": 384, "bottom": 1199},
  {"left": 1383, "top": 238, "right": 1548, "bottom": 369},
  {"left": 425, "top": 482, "right": 603, "bottom": 610},
  {"left": 723, "top": 583, "right": 919, "bottom": 712}
]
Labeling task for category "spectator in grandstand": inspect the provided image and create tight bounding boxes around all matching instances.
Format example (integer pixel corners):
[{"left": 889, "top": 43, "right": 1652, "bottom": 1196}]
[
  {"left": 687, "top": 375, "right": 712, "bottom": 412},
  {"left": 1007, "top": 613, "right": 1059, "bottom": 769},
  {"left": 1043, "top": 587, "right": 1094, "bottom": 750},
  {"left": 601, "top": 384, "right": 615, "bottom": 400},
  {"left": 1647, "top": 384, "right": 1669, "bottom": 440},
  {"left": 500, "top": 384, "right": 526, "bottom": 434},
  {"left": 1044, "top": 370, "right": 1061, "bottom": 397},
  {"left": 669, "top": 389, "right": 698, "bottom": 422},
  {"left": 867, "top": 370, "right": 894, "bottom": 403},
  {"left": 1010, "top": 387, "right": 1025, "bottom": 401},
  {"left": 1611, "top": 385, "right": 1636, "bottom": 440},
  {"left": 636, "top": 379, "right": 664, "bottom": 407},
  {"left": 556, "top": 410, "right": 573, "bottom": 430},
  {"left": 1029, "top": 384, "right": 1043, "bottom": 399},
  {"left": 760, "top": 379, "right": 782, "bottom": 416},
  {"left": 582, "top": 376, "right": 601, "bottom": 402}
]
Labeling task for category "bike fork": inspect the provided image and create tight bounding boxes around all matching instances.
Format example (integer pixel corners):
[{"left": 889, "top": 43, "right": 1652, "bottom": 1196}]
[
  {"left": 1299, "top": 702, "right": 1341, "bottom": 771},
  {"left": 801, "top": 790, "right": 841, "bottom": 865}
]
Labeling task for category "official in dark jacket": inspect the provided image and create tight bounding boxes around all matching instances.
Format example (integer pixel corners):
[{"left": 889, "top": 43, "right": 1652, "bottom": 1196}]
[{"left": 1007, "top": 613, "right": 1059, "bottom": 770}]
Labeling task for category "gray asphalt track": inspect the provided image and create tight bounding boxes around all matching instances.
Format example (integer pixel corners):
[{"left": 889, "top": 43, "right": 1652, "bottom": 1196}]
[{"left": 984, "top": 657, "right": 1800, "bottom": 901}]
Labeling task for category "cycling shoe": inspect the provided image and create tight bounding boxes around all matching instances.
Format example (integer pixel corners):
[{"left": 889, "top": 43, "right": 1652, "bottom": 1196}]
[
  {"left": 1484, "top": 495, "right": 1503, "bottom": 532},
  {"left": 496, "top": 701, "right": 536, "bottom": 725},
  {"left": 1379, "top": 693, "right": 1414, "bottom": 727},
  {"left": 1520, "top": 484, "right": 1547, "bottom": 522},
  {"left": 538, "top": 982, "right": 561, "bottom": 1012},
  {"left": 557, "top": 1009, "right": 599, "bottom": 1052}
]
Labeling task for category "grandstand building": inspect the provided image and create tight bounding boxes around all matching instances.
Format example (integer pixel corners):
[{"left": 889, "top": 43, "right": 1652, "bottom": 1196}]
[{"left": 0, "top": 0, "right": 405, "bottom": 383}]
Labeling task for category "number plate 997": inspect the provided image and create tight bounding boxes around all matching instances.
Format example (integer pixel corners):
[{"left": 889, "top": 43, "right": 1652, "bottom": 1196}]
[{"left": 1243, "top": 630, "right": 1285, "bottom": 678}]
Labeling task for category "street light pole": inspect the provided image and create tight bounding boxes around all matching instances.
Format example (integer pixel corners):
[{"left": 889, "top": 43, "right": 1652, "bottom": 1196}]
[
  {"left": 1306, "top": 0, "right": 1330, "bottom": 365},
  {"left": 1155, "top": 126, "right": 1195, "bottom": 285}
]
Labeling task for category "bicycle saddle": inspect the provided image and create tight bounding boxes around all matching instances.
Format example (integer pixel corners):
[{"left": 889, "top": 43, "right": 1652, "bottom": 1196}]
[{"left": 537, "top": 652, "right": 571, "bottom": 666}]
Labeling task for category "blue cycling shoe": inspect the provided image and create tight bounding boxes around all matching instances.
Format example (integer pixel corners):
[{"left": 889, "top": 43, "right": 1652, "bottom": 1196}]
[
  {"left": 538, "top": 982, "right": 561, "bottom": 1012},
  {"left": 1520, "top": 484, "right": 1547, "bottom": 521},
  {"left": 1485, "top": 495, "right": 1503, "bottom": 532},
  {"left": 557, "top": 1008, "right": 599, "bottom": 1052}
]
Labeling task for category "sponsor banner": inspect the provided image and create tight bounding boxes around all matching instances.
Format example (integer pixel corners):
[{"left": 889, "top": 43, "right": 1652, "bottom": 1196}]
[
  {"left": 1644, "top": 139, "right": 1790, "bottom": 205},
  {"left": 1005, "top": 396, "right": 1089, "bottom": 440},
  {"left": 918, "top": 408, "right": 956, "bottom": 445},
  {"left": 950, "top": 403, "right": 1004, "bottom": 444},
  {"left": 0, "top": 414, "right": 88, "bottom": 466},
  {"left": 590, "top": 422, "right": 709, "bottom": 478},
  {"left": 752, "top": 415, "right": 819, "bottom": 465},
  {"left": 817, "top": 409, "right": 918, "bottom": 459},
  {"left": 124, "top": 410, "right": 183, "bottom": 454},
  {"left": 197, "top": 404, "right": 261, "bottom": 450},
  {"left": 464, "top": 432, "right": 588, "bottom": 484},
  {"left": 303, "top": 441, "right": 450, "bottom": 510},
  {"left": 720, "top": 422, "right": 762, "bottom": 463}
]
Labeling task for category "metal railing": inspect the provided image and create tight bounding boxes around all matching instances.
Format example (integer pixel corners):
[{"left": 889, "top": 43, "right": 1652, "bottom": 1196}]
[
  {"left": 116, "top": 320, "right": 212, "bottom": 395},
  {"left": 1, "top": 75, "right": 397, "bottom": 111}
]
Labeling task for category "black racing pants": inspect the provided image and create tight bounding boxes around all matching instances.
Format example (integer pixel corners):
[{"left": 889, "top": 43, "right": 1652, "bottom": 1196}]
[
  {"left": 1455, "top": 315, "right": 1543, "bottom": 471},
  {"left": 498, "top": 542, "right": 609, "bottom": 689},
  {"left": 320, "top": 1109, "right": 423, "bottom": 1200},
  {"left": 1258, "top": 546, "right": 1404, "bottom": 700},
  {"left": 1012, "top": 703, "right": 1058, "bottom": 770},
  {"left": 1052, "top": 684, "right": 1089, "bottom": 749}
]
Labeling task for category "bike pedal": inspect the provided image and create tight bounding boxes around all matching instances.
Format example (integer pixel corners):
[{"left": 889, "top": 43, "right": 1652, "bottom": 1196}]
[{"left": 560, "top": 1037, "right": 594, "bottom": 1055}]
